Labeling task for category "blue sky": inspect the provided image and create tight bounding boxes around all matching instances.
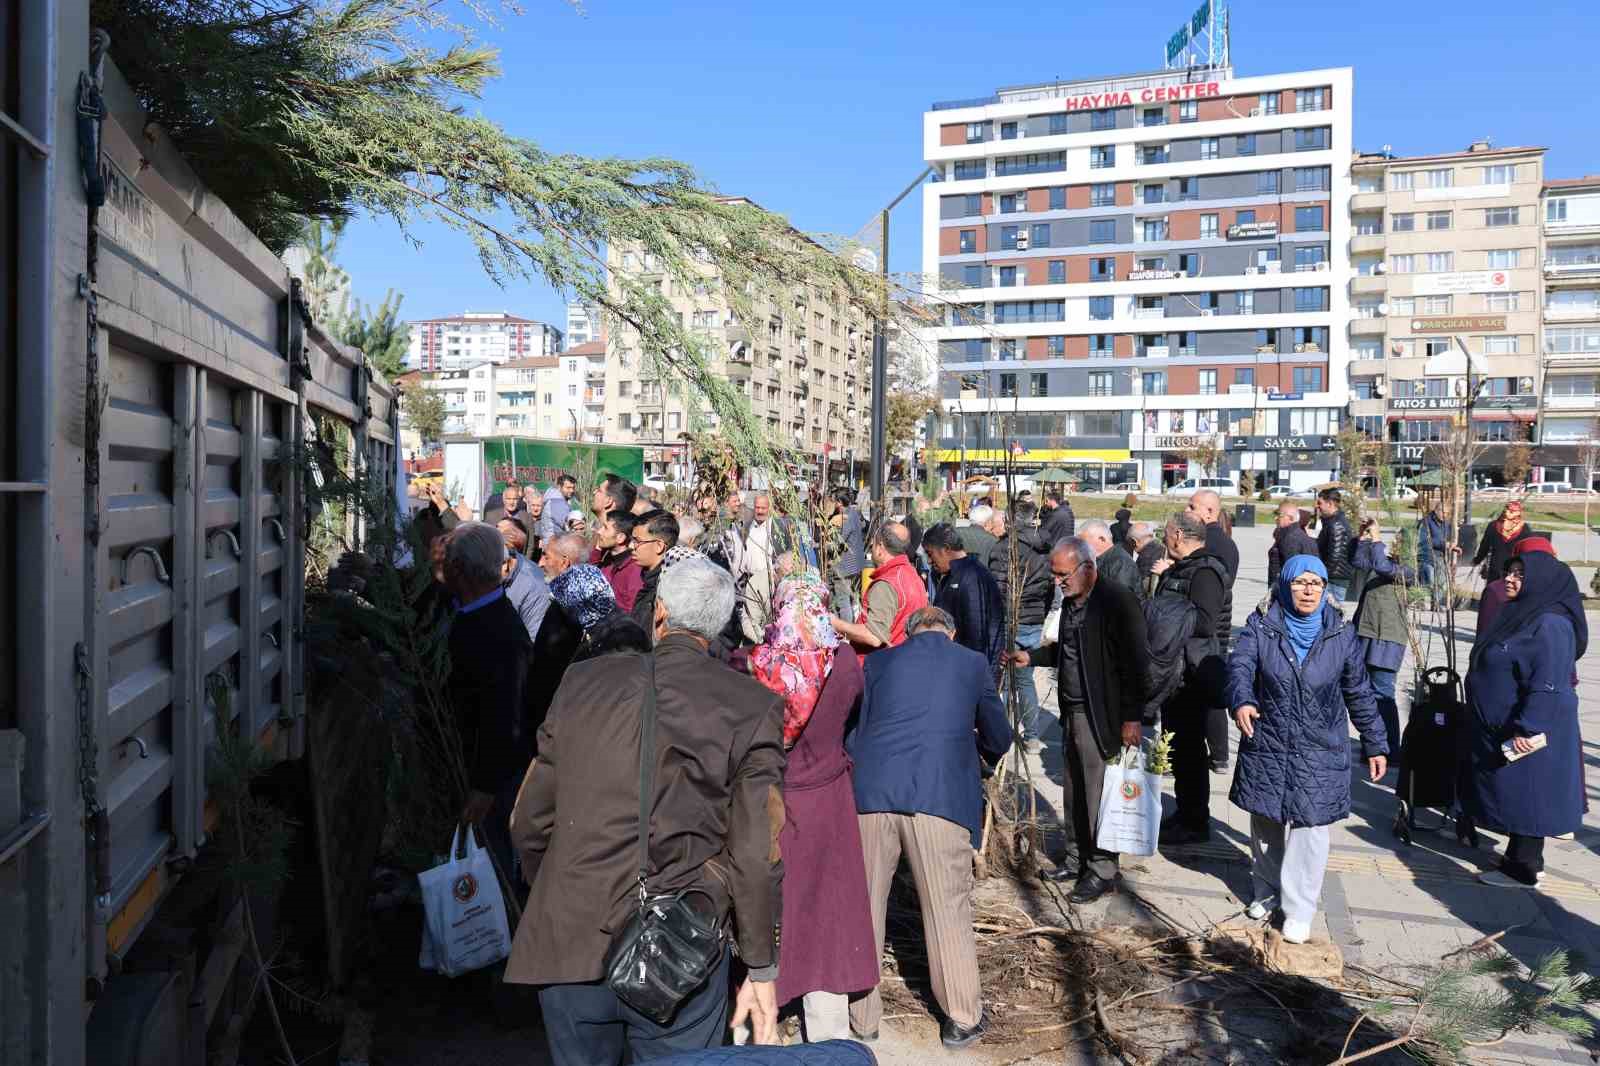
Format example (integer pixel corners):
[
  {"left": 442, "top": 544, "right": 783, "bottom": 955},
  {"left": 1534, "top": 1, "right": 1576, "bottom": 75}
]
[{"left": 335, "top": 0, "right": 1600, "bottom": 329}]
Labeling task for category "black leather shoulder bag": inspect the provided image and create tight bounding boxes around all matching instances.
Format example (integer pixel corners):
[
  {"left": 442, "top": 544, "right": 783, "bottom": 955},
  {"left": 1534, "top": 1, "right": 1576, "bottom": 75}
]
[{"left": 603, "top": 654, "right": 726, "bottom": 1024}]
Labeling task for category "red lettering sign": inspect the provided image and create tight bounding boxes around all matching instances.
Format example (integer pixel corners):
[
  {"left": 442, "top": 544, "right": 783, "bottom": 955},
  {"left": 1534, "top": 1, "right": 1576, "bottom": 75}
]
[{"left": 1061, "top": 82, "right": 1221, "bottom": 112}]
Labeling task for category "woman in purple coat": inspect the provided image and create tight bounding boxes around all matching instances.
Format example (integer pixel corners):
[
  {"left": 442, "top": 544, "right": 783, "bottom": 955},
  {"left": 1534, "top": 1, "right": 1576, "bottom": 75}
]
[{"left": 749, "top": 570, "right": 879, "bottom": 1042}]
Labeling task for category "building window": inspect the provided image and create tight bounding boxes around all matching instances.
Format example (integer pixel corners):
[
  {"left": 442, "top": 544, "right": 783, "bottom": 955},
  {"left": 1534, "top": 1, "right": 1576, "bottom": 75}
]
[
  {"left": 1089, "top": 296, "right": 1114, "bottom": 321},
  {"left": 1177, "top": 177, "right": 1198, "bottom": 201},
  {"left": 1200, "top": 137, "right": 1219, "bottom": 160},
  {"left": 1356, "top": 172, "right": 1383, "bottom": 193},
  {"left": 1143, "top": 218, "right": 1168, "bottom": 242},
  {"left": 1179, "top": 100, "right": 1198, "bottom": 122},
  {"left": 1091, "top": 145, "right": 1114, "bottom": 168},
  {"left": 1047, "top": 336, "right": 1065, "bottom": 357},
  {"left": 960, "top": 264, "right": 983, "bottom": 288},
  {"left": 1488, "top": 248, "right": 1525, "bottom": 270},
  {"left": 1485, "top": 206, "right": 1520, "bottom": 227},
  {"left": 1200, "top": 213, "right": 1219, "bottom": 239},
  {"left": 1484, "top": 335, "right": 1521, "bottom": 355},
  {"left": 1000, "top": 224, "right": 1019, "bottom": 250},
  {"left": 472, "top": 390, "right": 487, "bottom": 402},
  {"left": 1238, "top": 290, "right": 1255, "bottom": 314},
  {"left": 997, "top": 339, "right": 1019, "bottom": 360},
  {"left": 1090, "top": 257, "right": 1115, "bottom": 281},
  {"left": 1294, "top": 128, "right": 1328, "bottom": 151},
  {"left": 1091, "top": 109, "right": 1115, "bottom": 131},
  {"left": 1294, "top": 287, "right": 1327, "bottom": 312},
  {"left": 1178, "top": 252, "right": 1202, "bottom": 274},
  {"left": 952, "top": 159, "right": 985, "bottom": 180},
  {"left": 1257, "top": 170, "right": 1279, "bottom": 194},
  {"left": 1236, "top": 133, "right": 1255, "bottom": 155},
  {"left": 1199, "top": 369, "right": 1218, "bottom": 395},
  {"left": 965, "top": 122, "right": 985, "bottom": 143},
  {"left": 1000, "top": 121, "right": 1018, "bottom": 140},
  {"left": 1389, "top": 254, "right": 1414, "bottom": 274},
  {"left": 1295, "top": 205, "right": 1325, "bottom": 231},
  {"left": 999, "top": 192, "right": 1024, "bottom": 213},
  {"left": 1088, "top": 371, "right": 1113, "bottom": 396},
  {"left": 1422, "top": 168, "right": 1454, "bottom": 189},
  {"left": 999, "top": 373, "right": 1017, "bottom": 398},
  {"left": 1089, "top": 219, "right": 1116, "bottom": 243},
  {"left": 1049, "top": 113, "right": 1069, "bottom": 135},
  {"left": 1141, "top": 145, "right": 1168, "bottom": 165},
  {"left": 1426, "top": 251, "right": 1454, "bottom": 272},
  {"left": 1262, "top": 93, "right": 1280, "bottom": 115},
  {"left": 1143, "top": 184, "right": 1166, "bottom": 204},
  {"left": 1031, "top": 222, "right": 1052, "bottom": 248},
  {"left": 1291, "top": 367, "right": 1324, "bottom": 392},
  {"left": 959, "top": 193, "right": 981, "bottom": 215},
  {"left": 1483, "top": 164, "right": 1515, "bottom": 185},
  {"left": 1091, "top": 182, "right": 1116, "bottom": 206},
  {"left": 1390, "top": 170, "right": 1414, "bottom": 191},
  {"left": 958, "top": 229, "right": 976, "bottom": 253},
  {"left": 1143, "top": 107, "right": 1165, "bottom": 127},
  {"left": 1235, "top": 368, "right": 1255, "bottom": 389},
  {"left": 996, "top": 152, "right": 1066, "bottom": 176},
  {"left": 1421, "top": 295, "right": 1452, "bottom": 314},
  {"left": 1049, "top": 186, "right": 1066, "bottom": 210},
  {"left": 1295, "top": 87, "right": 1327, "bottom": 111},
  {"left": 998, "top": 266, "right": 1017, "bottom": 287},
  {"left": 1030, "top": 372, "right": 1049, "bottom": 397},
  {"left": 1256, "top": 328, "right": 1279, "bottom": 351},
  {"left": 1090, "top": 334, "right": 1114, "bottom": 358},
  {"left": 1048, "top": 259, "right": 1066, "bottom": 284},
  {"left": 1295, "top": 246, "right": 1327, "bottom": 270},
  {"left": 1426, "top": 210, "right": 1452, "bottom": 231},
  {"left": 1548, "top": 198, "right": 1569, "bottom": 222},
  {"left": 1142, "top": 371, "right": 1167, "bottom": 395},
  {"left": 1486, "top": 291, "right": 1521, "bottom": 312}
]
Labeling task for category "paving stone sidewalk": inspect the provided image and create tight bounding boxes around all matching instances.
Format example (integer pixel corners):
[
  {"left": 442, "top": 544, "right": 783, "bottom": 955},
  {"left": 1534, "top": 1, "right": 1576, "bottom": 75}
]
[{"left": 1015, "top": 522, "right": 1600, "bottom": 1066}]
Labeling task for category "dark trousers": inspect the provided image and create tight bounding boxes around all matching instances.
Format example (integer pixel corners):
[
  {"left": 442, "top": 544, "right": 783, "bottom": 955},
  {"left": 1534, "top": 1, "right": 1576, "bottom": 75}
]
[
  {"left": 1205, "top": 705, "right": 1230, "bottom": 766},
  {"left": 1503, "top": 834, "right": 1545, "bottom": 885},
  {"left": 1369, "top": 666, "right": 1400, "bottom": 765},
  {"left": 1062, "top": 702, "right": 1118, "bottom": 880},
  {"left": 1168, "top": 694, "right": 1213, "bottom": 830},
  {"left": 480, "top": 778, "right": 526, "bottom": 902},
  {"left": 538, "top": 948, "right": 731, "bottom": 1066}
]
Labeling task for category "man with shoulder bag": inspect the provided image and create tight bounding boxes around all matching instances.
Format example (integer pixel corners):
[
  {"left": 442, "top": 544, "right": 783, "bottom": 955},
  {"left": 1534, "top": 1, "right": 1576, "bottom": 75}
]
[{"left": 507, "top": 558, "right": 787, "bottom": 1063}]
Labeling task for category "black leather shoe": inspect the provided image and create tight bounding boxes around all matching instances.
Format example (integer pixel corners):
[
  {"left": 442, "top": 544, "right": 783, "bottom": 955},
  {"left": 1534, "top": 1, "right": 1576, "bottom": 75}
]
[
  {"left": 940, "top": 1009, "right": 988, "bottom": 1048},
  {"left": 1158, "top": 819, "right": 1212, "bottom": 846},
  {"left": 1069, "top": 872, "right": 1116, "bottom": 904},
  {"left": 1040, "top": 863, "right": 1078, "bottom": 884}
]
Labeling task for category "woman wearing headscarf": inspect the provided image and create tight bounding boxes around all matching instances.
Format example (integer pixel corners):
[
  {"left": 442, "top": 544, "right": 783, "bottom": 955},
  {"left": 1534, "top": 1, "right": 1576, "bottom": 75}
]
[
  {"left": 548, "top": 563, "right": 651, "bottom": 663},
  {"left": 1111, "top": 494, "right": 1137, "bottom": 551},
  {"left": 1471, "top": 500, "right": 1539, "bottom": 583},
  {"left": 1462, "top": 551, "right": 1588, "bottom": 887},
  {"left": 1475, "top": 536, "right": 1557, "bottom": 639},
  {"left": 1351, "top": 520, "right": 1416, "bottom": 767},
  {"left": 1226, "top": 555, "right": 1388, "bottom": 943},
  {"left": 747, "top": 570, "right": 876, "bottom": 1042}
]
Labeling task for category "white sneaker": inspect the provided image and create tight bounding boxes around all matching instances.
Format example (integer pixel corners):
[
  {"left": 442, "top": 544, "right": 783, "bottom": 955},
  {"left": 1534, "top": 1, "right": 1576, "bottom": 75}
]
[
  {"left": 1477, "top": 868, "right": 1538, "bottom": 889},
  {"left": 1281, "top": 919, "right": 1312, "bottom": 944},
  {"left": 1245, "top": 895, "right": 1278, "bottom": 920}
]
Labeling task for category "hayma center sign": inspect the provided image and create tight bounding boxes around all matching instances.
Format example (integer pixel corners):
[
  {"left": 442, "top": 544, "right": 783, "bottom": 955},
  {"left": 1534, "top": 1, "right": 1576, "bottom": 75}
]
[{"left": 1059, "top": 81, "right": 1222, "bottom": 112}]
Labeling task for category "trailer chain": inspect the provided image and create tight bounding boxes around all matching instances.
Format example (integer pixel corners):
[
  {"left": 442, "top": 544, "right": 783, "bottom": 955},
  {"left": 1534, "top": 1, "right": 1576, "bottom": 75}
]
[{"left": 75, "top": 643, "right": 110, "bottom": 907}]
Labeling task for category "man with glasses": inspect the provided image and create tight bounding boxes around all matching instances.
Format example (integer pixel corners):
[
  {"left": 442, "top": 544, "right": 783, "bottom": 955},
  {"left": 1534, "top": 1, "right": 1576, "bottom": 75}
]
[
  {"left": 1009, "top": 538, "right": 1149, "bottom": 901},
  {"left": 626, "top": 510, "right": 679, "bottom": 639}
]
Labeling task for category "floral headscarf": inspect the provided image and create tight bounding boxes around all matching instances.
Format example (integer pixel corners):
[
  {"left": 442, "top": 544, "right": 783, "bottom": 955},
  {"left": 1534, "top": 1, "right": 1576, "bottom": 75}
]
[
  {"left": 1498, "top": 501, "right": 1526, "bottom": 539},
  {"left": 550, "top": 563, "right": 617, "bottom": 630},
  {"left": 749, "top": 569, "right": 840, "bottom": 747}
]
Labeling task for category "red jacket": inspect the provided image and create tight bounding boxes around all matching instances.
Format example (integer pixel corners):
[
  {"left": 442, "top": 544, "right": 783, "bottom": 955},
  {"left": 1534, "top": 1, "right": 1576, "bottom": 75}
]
[
  {"left": 857, "top": 553, "right": 928, "bottom": 651},
  {"left": 591, "top": 548, "right": 643, "bottom": 612}
]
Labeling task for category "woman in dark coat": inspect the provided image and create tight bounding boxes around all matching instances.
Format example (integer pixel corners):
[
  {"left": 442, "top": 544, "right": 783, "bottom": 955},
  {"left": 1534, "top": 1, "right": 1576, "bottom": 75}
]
[
  {"left": 747, "top": 571, "right": 877, "bottom": 1041},
  {"left": 1463, "top": 551, "right": 1587, "bottom": 887},
  {"left": 1110, "top": 494, "right": 1136, "bottom": 550},
  {"left": 1472, "top": 500, "right": 1539, "bottom": 583},
  {"left": 1227, "top": 555, "right": 1388, "bottom": 943}
]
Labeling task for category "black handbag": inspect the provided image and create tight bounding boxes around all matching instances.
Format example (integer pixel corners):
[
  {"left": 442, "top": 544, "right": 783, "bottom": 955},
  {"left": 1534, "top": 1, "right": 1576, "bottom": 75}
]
[{"left": 603, "top": 656, "right": 726, "bottom": 1024}]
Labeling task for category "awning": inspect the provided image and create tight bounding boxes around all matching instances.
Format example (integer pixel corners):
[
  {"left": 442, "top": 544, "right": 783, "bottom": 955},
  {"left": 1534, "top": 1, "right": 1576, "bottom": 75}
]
[{"left": 1471, "top": 410, "right": 1536, "bottom": 422}]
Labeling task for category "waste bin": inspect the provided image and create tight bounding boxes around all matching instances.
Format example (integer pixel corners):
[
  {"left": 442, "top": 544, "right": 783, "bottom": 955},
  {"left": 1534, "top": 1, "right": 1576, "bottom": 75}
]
[{"left": 1233, "top": 503, "right": 1256, "bottom": 528}]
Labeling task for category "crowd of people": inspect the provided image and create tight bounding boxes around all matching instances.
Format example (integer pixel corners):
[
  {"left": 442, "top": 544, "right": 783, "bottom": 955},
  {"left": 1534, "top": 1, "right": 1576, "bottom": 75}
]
[{"left": 407, "top": 470, "right": 1587, "bottom": 1062}]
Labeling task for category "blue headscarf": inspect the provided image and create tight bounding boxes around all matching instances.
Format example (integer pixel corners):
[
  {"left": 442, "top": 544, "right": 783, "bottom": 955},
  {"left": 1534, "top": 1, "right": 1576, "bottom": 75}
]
[
  {"left": 550, "top": 563, "right": 617, "bottom": 630},
  {"left": 1276, "top": 554, "right": 1328, "bottom": 663}
]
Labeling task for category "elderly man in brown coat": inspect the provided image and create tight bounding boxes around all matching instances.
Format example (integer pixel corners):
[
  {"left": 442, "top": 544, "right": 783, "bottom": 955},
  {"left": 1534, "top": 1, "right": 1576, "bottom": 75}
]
[{"left": 506, "top": 556, "right": 787, "bottom": 1064}]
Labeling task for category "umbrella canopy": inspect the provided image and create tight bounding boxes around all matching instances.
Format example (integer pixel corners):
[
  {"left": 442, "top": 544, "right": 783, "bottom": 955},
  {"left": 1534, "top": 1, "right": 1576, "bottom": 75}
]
[
  {"left": 1032, "top": 466, "right": 1074, "bottom": 483},
  {"left": 1409, "top": 469, "right": 1448, "bottom": 487}
]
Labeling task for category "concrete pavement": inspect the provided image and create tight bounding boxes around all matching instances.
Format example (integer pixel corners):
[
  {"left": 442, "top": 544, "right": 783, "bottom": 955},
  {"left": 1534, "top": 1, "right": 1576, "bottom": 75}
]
[{"left": 1013, "top": 520, "right": 1600, "bottom": 1066}]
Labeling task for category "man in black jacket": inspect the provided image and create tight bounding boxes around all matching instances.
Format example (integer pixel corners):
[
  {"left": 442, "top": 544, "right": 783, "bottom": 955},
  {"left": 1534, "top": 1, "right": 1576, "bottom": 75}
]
[
  {"left": 983, "top": 504, "right": 1054, "bottom": 750},
  {"left": 1011, "top": 537, "right": 1149, "bottom": 902},
  {"left": 1150, "top": 512, "right": 1229, "bottom": 846},
  {"left": 443, "top": 521, "right": 536, "bottom": 884},
  {"left": 1315, "top": 488, "right": 1355, "bottom": 603},
  {"left": 1079, "top": 519, "right": 1141, "bottom": 596},
  {"left": 1184, "top": 489, "right": 1239, "bottom": 773},
  {"left": 924, "top": 523, "right": 1006, "bottom": 671},
  {"left": 1267, "top": 503, "right": 1319, "bottom": 585},
  {"left": 627, "top": 510, "right": 679, "bottom": 641},
  {"left": 1039, "top": 491, "right": 1076, "bottom": 545}
]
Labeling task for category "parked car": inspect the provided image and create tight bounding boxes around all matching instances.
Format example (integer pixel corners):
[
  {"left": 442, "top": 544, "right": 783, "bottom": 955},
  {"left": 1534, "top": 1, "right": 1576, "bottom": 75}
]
[
  {"left": 1262, "top": 484, "right": 1301, "bottom": 498},
  {"left": 1384, "top": 485, "right": 1420, "bottom": 501},
  {"left": 1527, "top": 481, "right": 1573, "bottom": 495},
  {"left": 1108, "top": 481, "right": 1144, "bottom": 494},
  {"left": 1166, "top": 476, "right": 1238, "bottom": 497}
]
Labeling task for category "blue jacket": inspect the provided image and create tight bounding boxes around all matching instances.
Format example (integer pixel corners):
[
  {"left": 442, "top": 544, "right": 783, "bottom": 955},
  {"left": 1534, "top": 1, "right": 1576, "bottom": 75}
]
[
  {"left": 848, "top": 631, "right": 1011, "bottom": 847},
  {"left": 933, "top": 555, "right": 1006, "bottom": 669},
  {"left": 1463, "top": 613, "right": 1585, "bottom": 837},
  {"left": 1226, "top": 601, "right": 1386, "bottom": 827}
]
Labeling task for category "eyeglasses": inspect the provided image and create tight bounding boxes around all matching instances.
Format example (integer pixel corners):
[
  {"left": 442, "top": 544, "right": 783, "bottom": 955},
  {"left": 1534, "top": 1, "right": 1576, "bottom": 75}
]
[
  {"left": 630, "top": 536, "right": 664, "bottom": 550},
  {"left": 1289, "top": 577, "right": 1326, "bottom": 591},
  {"left": 1051, "top": 565, "right": 1081, "bottom": 582}
]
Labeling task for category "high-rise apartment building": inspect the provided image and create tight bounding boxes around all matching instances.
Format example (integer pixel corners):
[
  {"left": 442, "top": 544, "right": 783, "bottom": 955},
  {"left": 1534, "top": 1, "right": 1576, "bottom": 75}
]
[
  {"left": 603, "top": 205, "right": 874, "bottom": 483},
  {"left": 1347, "top": 143, "right": 1545, "bottom": 483},
  {"left": 566, "top": 301, "right": 605, "bottom": 348},
  {"left": 1538, "top": 175, "right": 1600, "bottom": 485},
  {"left": 923, "top": 65, "right": 1352, "bottom": 491},
  {"left": 405, "top": 310, "right": 564, "bottom": 372}
]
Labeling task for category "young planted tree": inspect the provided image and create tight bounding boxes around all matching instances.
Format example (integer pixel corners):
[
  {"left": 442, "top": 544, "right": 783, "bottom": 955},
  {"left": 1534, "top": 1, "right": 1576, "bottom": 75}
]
[
  {"left": 332, "top": 289, "right": 412, "bottom": 380},
  {"left": 1503, "top": 439, "right": 1533, "bottom": 492},
  {"left": 400, "top": 382, "right": 448, "bottom": 445},
  {"left": 1184, "top": 439, "right": 1223, "bottom": 478},
  {"left": 1581, "top": 422, "right": 1600, "bottom": 562}
]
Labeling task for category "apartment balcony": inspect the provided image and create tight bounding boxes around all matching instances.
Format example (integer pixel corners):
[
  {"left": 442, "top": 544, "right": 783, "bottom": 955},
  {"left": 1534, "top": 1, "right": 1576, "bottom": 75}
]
[
  {"left": 1546, "top": 254, "right": 1600, "bottom": 279},
  {"left": 1545, "top": 348, "right": 1600, "bottom": 369},
  {"left": 1349, "top": 317, "right": 1387, "bottom": 336},
  {"left": 1543, "top": 393, "right": 1600, "bottom": 412},
  {"left": 1545, "top": 304, "right": 1600, "bottom": 322},
  {"left": 1350, "top": 191, "right": 1386, "bottom": 213},
  {"left": 1349, "top": 234, "right": 1386, "bottom": 255},
  {"left": 584, "top": 387, "right": 605, "bottom": 404},
  {"left": 1350, "top": 274, "right": 1388, "bottom": 296},
  {"left": 1131, "top": 307, "right": 1165, "bottom": 320},
  {"left": 1140, "top": 345, "right": 1170, "bottom": 359}
]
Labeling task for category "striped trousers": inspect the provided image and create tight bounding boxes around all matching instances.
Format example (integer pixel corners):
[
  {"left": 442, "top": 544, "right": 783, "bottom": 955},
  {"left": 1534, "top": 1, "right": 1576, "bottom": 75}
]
[{"left": 849, "top": 812, "right": 982, "bottom": 1034}]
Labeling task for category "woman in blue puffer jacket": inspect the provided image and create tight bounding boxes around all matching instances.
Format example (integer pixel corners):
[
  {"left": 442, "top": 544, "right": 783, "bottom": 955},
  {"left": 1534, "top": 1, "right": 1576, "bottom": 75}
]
[{"left": 1227, "top": 555, "right": 1389, "bottom": 943}]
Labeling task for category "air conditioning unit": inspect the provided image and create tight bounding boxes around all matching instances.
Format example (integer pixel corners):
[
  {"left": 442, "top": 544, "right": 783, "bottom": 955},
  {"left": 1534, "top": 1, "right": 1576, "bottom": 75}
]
[
  {"left": 1249, "top": 107, "right": 1263, "bottom": 117},
  {"left": 1373, "top": 263, "right": 1386, "bottom": 274},
  {"left": 1391, "top": 343, "right": 1405, "bottom": 356},
  {"left": 1015, "top": 232, "right": 1030, "bottom": 250},
  {"left": 1199, "top": 308, "right": 1216, "bottom": 317},
  {"left": 1244, "top": 266, "right": 1258, "bottom": 275}
]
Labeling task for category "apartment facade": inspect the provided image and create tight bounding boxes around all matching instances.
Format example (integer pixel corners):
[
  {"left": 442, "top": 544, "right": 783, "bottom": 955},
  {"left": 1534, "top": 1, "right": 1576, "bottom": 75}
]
[
  {"left": 417, "top": 350, "right": 602, "bottom": 438},
  {"left": 602, "top": 221, "right": 874, "bottom": 483},
  {"left": 923, "top": 65, "right": 1353, "bottom": 491},
  {"left": 1346, "top": 143, "right": 1545, "bottom": 483},
  {"left": 565, "top": 300, "right": 605, "bottom": 348},
  {"left": 405, "top": 310, "right": 564, "bottom": 372},
  {"left": 1538, "top": 175, "right": 1600, "bottom": 485}
]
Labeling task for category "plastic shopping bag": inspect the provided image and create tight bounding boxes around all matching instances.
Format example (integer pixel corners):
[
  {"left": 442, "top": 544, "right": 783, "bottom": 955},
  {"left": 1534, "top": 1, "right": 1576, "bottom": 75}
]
[
  {"left": 417, "top": 824, "right": 512, "bottom": 977},
  {"left": 1095, "top": 747, "right": 1160, "bottom": 857}
]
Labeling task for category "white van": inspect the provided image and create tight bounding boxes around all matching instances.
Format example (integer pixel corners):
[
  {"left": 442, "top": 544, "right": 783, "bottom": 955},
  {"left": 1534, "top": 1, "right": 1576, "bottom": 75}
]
[
  {"left": 1527, "top": 481, "right": 1573, "bottom": 495},
  {"left": 1166, "top": 476, "right": 1237, "bottom": 497}
]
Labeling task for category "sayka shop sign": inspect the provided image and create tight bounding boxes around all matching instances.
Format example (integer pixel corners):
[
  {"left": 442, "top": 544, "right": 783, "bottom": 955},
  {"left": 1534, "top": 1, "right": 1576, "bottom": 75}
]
[{"left": 1060, "top": 82, "right": 1222, "bottom": 112}]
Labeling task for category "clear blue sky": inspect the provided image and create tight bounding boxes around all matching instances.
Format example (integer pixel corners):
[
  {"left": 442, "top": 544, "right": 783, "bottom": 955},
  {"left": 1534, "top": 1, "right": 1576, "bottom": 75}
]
[{"left": 336, "top": 0, "right": 1600, "bottom": 328}]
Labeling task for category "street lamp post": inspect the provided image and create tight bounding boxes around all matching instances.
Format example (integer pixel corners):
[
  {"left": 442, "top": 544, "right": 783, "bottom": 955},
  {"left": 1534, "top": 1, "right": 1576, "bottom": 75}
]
[{"left": 868, "top": 167, "right": 934, "bottom": 505}]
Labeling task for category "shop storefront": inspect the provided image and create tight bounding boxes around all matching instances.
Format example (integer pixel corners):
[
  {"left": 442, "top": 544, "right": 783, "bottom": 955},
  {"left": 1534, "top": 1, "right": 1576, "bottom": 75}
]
[
  {"left": 1226, "top": 434, "right": 1337, "bottom": 492},
  {"left": 926, "top": 448, "right": 1135, "bottom": 491},
  {"left": 1128, "top": 433, "right": 1228, "bottom": 491}
]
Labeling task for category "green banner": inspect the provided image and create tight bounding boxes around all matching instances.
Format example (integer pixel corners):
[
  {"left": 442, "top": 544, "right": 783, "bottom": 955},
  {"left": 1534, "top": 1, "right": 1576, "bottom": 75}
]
[{"left": 478, "top": 436, "right": 646, "bottom": 497}]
